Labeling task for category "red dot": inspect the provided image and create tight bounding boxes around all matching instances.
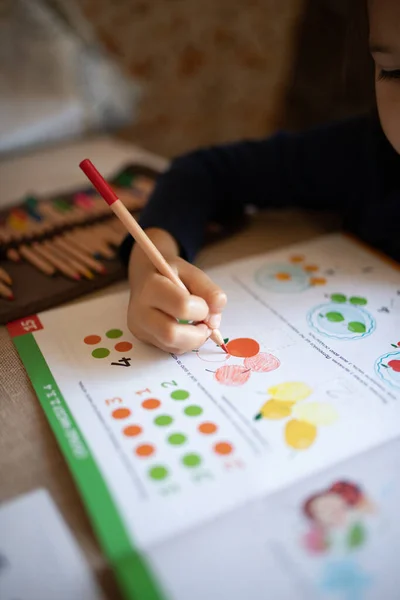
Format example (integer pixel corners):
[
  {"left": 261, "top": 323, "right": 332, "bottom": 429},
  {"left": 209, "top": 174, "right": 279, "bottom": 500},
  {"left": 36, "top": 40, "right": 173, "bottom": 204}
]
[
  {"left": 136, "top": 443, "right": 155, "bottom": 457},
  {"left": 142, "top": 398, "right": 161, "bottom": 410},
  {"left": 115, "top": 341, "right": 133, "bottom": 352},
  {"left": 198, "top": 422, "right": 218, "bottom": 434},
  {"left": 84, "top": 335, "right": 101, "bottom": 345},
  {"left": 123, "top": 425, "right": 142, "bottom": 437},
  {"left": 112, "top": 408, "right": 131, "bottom": 420},
  {"left": 214, "top": 442, "right": 234, "bottom": 455}
]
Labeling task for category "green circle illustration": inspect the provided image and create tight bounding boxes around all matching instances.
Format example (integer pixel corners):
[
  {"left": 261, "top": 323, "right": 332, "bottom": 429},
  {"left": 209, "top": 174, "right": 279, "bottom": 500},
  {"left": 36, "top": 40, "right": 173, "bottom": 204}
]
[
  {"left": 182, "top": 453, "right": 202, "bottom": 468},
  {"left": 149, "top": 466, "right": 169, "bottom": 481},
  {"left": 330, "top": 293, "right": 347, "bottom": 303},
  {"left": 154, "top": 415, "right": 173, "bottom": 427},
  {"left": 92, "top": 348, "right": 110, "bottom": 359},
  {"left": 168, "top": 433, "right": 187, "bottom": 446},
  {"left": 349, "top": 296, "right": 367, "bottom": 306},
  {"left": 348, "top": 321, "right": 366, "bottom": 333},
  {"left": 326, "top": 311, "right": 345, "bottom": 322},
  {"left": 170, "top": 389, "right": 190, "bottom": 401},
  {"left": 184, "top": 405, "right": 203, "bottom": 417},
  {"left": 106, "top": 329, "right": 123, "bottom": 339}
]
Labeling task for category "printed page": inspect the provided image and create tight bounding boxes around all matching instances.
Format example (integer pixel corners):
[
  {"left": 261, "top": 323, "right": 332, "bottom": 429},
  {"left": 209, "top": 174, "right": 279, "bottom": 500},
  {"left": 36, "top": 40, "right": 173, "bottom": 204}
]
[
  {"left": 0, "top": 489, "right": 103, "bottom": 600},
  {"left": 9, "top": 233, "right": 400, "bottom": 597},
  {"left": 149, "top": 436, "right": 400, "bottom": 600}
]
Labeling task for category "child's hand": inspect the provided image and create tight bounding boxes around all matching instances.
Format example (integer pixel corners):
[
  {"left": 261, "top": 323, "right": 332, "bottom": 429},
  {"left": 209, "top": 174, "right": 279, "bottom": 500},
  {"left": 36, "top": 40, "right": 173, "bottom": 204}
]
[{"left": 127, "top": 229, "right": 227, "bottom": 354}]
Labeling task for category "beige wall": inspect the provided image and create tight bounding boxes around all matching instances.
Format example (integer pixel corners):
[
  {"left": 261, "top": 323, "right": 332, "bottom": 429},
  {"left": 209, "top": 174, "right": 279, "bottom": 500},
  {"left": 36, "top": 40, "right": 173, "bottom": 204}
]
[{"left": 79, "top": 0, "right": 304, "bottom": 156}]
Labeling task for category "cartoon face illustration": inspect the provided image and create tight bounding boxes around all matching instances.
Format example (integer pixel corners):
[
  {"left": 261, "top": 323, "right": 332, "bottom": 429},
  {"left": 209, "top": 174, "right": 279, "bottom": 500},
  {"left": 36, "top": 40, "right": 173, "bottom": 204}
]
[{"left": 305, "top": 492, "right": 348, "bottom": 528}]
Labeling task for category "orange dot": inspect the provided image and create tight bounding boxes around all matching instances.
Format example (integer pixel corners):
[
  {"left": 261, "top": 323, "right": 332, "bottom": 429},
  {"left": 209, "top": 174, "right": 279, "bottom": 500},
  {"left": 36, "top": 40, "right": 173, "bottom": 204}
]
[
  {"left": 214, "top": 442, "right": 234, "bottom": 455},
  {"left": 112, "top": 407, "right": 131, "bottom": 420},
  {"left": 136, "top": 443, "right": 155, "bottom": 457},
  {"left": 226, "top": 337, "right": 260, "bottom": 358},
  {"left": 123, "top": 424, "right": 142, "bottom": 437},
  {"left": 115, "top": 341, "right": 133, "bottom": 352},
  {"left": 310, "top": 277, "right": 327, "bottom": 286},
  {"left": 304, "top": 265, "right": 319, "bottom": 273},
  {"left": 142, "top": 398, "right": 161, "bottom": 410},
  {"left": 290, "top": 255, "right": 304, "bottom": 263},
  {"left": 198, "top": 422, "right": 218, "bottom": 435},
  {"left": 275, "top": 272, "right": 291, "bottom": 281},
  {"left": 84, "top": 334, "right": 101, "bottom": 345}
]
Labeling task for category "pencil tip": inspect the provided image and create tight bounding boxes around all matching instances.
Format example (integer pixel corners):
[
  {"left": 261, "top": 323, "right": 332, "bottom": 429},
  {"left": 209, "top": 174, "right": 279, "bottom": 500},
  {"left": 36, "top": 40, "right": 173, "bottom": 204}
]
[
  {"left": 73, "top": 274, "right": 81, "bottom": 281},
  {"left": 221, "top": 343, "right": 229, "bottom": 354},
  {"left": 9, "top": 294, "right": 15, "bottom": 301}
]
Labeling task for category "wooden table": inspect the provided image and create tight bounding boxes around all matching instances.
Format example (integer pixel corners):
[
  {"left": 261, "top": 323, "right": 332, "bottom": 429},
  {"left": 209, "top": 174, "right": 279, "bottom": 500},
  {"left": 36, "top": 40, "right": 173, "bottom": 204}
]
[{"left": 0, "top": 138, "right": 337, "bottom": 598}]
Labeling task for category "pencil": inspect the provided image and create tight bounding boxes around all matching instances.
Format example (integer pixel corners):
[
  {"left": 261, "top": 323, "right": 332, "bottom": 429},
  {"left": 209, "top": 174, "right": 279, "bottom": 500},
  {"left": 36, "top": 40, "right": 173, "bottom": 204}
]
[
  {"left": 19, "top": 245, "right": 56, "bottom": 276},
  {"left": 54, "top": 237, "right": 106, "bottom": 274},
  {"left": 32, "top": 242, "right": 81, "bottom": 280},
  {"left": 43, "top": 240, "right": 94, "bottom": 280},
  {"left": 7, "top": 248, "right": 20, "bottom": 262},
  {"left": 80, "top": 158, "right": 228, "bottom": 352},
  {"left": 0, "top": 266, "right": 12, "bottom": 285},
  {"left": 0, "top": 280, "right": 14, "bottom": 300}
]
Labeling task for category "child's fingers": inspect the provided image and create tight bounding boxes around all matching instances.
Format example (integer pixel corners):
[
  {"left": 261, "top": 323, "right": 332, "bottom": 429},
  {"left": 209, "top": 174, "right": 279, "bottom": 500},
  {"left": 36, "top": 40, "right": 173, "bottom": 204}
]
[
  {"left": 142, "top": 273, "right": 209, "bottom": 322},
  {"left": 144, "top": 308, "right": 211, "bottom": 353},
  {"left": 178, "top": 261, "right": 227, "bottom": 315}
]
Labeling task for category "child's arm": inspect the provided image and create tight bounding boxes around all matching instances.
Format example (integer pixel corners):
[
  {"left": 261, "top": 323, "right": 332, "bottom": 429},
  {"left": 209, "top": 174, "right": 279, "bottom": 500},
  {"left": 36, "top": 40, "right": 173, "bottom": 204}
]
[{"left": 123, "top": 115, "right": 372, "bottom": 352}]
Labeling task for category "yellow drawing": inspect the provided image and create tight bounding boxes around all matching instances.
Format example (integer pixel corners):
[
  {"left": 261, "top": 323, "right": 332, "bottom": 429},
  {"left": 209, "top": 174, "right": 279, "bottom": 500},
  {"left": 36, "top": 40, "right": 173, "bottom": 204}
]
[
  {"left": 285, "top": 419, "right": 317, "bottom": 450},
  {"left": 254, "top": 382, "right": 338, "bottom": 451},
  {"left": 293, "top": 402, "right": 338, "bottom": 426},
  {"left": 267, "top": 382, "right": 312, "bottom": 403}
]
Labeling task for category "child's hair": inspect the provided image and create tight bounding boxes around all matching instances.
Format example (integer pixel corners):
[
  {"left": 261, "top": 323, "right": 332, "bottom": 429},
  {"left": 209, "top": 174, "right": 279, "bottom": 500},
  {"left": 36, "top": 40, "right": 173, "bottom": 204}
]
[
  {"left": 282, "top": 0, "right": 375, "bottom": 130},
  {"left": 303, "top": 480, "right": 363, "bottom": 521}
]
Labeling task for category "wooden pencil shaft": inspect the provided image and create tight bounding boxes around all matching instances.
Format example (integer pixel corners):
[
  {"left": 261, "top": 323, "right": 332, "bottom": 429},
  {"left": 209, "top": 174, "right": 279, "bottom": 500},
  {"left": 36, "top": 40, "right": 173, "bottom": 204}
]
[{"left": 19, "top": 245, "right": 55, "bottom": 276}]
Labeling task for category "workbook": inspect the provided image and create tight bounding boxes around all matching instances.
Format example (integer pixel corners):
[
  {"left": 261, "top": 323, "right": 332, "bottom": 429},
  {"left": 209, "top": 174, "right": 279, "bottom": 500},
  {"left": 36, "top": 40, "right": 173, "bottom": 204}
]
[{"left": 8, "top": 233, "right": 400, "bottom": 600}]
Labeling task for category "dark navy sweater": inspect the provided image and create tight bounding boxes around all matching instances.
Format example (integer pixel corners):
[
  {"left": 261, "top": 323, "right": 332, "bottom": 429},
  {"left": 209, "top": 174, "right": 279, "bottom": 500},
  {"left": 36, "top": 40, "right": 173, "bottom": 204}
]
[{"left": 120, "top": 115, "right": 399, "bottom": 266}]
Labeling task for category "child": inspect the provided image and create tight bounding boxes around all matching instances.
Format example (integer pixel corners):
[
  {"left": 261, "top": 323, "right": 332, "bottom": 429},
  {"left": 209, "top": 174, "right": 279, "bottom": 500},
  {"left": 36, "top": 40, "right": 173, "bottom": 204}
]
[{"left": 120, "top": 0, "right": 400, "bottom": 355}]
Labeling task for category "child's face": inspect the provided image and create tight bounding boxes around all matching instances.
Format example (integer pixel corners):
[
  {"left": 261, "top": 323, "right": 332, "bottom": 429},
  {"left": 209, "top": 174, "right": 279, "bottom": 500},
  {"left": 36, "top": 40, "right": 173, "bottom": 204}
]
[{"left": 369, "top": 0, "right": 400, "bottom": 154}]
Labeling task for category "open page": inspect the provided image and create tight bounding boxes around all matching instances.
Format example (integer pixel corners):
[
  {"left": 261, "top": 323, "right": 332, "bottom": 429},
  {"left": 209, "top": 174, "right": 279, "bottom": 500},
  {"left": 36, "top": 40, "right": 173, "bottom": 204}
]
[{"left": 9, "top": 233, "right": 400, "bottom": 599}]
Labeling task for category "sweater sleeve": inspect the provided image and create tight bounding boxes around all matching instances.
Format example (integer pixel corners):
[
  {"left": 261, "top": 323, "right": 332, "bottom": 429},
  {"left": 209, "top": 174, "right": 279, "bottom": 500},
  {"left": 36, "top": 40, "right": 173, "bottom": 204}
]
[{"left": 119, "top": 115, "right": 371, "bottom": 265}]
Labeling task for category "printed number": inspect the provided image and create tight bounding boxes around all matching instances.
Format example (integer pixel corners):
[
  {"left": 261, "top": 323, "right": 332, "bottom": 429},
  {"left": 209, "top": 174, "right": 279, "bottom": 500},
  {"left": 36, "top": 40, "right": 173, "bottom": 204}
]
[
  {"left": 111, "top": 357, "right": 132, "bottom": 367},
  {"left": 21, "top": 319, "right": 38, "bottom": 332},
  {"left": 135, "top": 388, "right": 151, "bottom": 396},
  {"left": 46, "top": 390, "right": 57, "bottom": 399},
  {"left": 161, "top": 380, "right": 178, "bottom": 388},
  {"left": 43, "top": 384, "right": 52, "bottom": 391},
  {"left": 105, "top": 397, "right": 123, "bottom": 406}
]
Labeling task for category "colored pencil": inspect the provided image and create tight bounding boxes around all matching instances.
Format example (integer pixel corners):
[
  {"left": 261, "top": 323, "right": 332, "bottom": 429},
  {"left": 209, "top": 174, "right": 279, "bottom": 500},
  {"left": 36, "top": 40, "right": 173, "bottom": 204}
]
[
  {"left": 54, "top": 238, "right": 106, "bottom": 274},
  {"left": 19, "top": 245, "right": 56, "bottom": 276},
  {"left": 32, "top": 242, "right": 81, "bottom": 280},
  {"left": 6, "top": 248, "right": 20, "bottom": 262},
  {"left": 0, "top": 280, "right": 13, "bottom": 300},
  {"left": 0, "top": 266, "right": 12, "bottom": 285},
  {"left": 43, "top": 241, "right": 93, "bottom": 280},
  {"left": 80, "top": 158, "right": 227, "bottom": 352}
]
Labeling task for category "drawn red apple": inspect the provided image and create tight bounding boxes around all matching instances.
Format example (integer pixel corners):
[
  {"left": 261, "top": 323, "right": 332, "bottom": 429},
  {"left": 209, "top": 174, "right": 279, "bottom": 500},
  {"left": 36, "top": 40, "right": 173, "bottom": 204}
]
[
  {"left": 225, "top": 338, "right": 260, "bottom": 358},
  {"left": 214, "top": 365, "right": 251, "bottom": 386},
  {"left": 244, "top": 352, "right": 280, "bottom": 373},
  {"left": 388, "top": 359, "right": 400, "bottom": 372}
]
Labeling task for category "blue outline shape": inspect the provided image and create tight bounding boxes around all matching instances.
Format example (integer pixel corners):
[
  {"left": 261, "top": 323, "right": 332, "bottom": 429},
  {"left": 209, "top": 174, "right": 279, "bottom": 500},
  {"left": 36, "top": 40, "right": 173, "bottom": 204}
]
[
  {"left": 375, "top": 350, "right": 400, "bottom": 390},
  {"left": 307, "top": 303, "right": 376, "bottom": 340}
]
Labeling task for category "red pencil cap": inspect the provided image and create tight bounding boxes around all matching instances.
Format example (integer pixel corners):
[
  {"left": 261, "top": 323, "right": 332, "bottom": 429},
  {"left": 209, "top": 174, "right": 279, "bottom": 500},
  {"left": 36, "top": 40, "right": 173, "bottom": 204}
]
[{"left": 79, "top": 159, "right": 118, "bottom": 206}]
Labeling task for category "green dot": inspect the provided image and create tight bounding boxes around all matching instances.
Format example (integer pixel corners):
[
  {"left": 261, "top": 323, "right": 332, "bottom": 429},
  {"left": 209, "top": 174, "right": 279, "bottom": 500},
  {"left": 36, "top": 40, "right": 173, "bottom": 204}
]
[
  {"left": 349, "top": 296, "right": 367, "bottom": 306},
  {"left": 348, "top": 321, "right": 366, "bottom": 333},
  {"left": 184, "top": 405, "right": 203, "bottom": 417},
  {"left": 106, "top": 329, "right": 123, "bottom": 339},
  {"left": 149, "top": 466, "right": 169, "bottom": 481},
  {"left": 92, "top": 347, "right": 110, "bottom": 359},
  {"left": 154, "top": 415, "right": 173, "bottom": 427},
  {"left": 182, "top": 453, "right": 202, "bottom": 468},
  {"left": 168, "top": 433, "right": 187, "bottom": 446},
  {"left": 171, "top": 389, "right": 190, "bottom": 401},
  {"left": 330, "top": 293, "right": 347, "bottom": 303},
  {"left": 325, "top": 311, "right": 345, "bottom": 323}
]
